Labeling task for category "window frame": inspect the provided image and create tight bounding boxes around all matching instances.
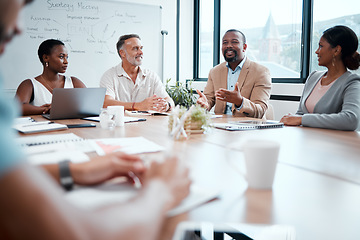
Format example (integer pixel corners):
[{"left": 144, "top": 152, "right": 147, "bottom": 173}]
[{"left": 193, "top": 0, "right": 313, "bottom": 83}]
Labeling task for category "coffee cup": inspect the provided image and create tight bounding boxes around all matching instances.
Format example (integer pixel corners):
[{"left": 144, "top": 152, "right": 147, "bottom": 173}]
[
  {"left": 107, "top": 106, "right": 125, "bottom": 127},
  {"left": 243, "top": 140, "right": 280, "bottom": 189},
  {"left": 99, "top": 108, "right": 115, "bottom": 130}
]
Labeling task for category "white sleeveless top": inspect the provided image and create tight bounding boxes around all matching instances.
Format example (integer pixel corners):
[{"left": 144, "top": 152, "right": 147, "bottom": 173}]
[{"left": 30, "top": 76, "right": 74, "bottom": 106}]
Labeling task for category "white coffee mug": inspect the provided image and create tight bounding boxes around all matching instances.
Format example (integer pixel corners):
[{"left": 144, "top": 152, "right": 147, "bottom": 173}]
[
  {"left": 99, "top": 108, "right": 115, "bottom": 130},
  {"left": 243, "top": 140, "right": 280, "bottom": 189},
  {"left": 107, "top": 106, "right": 125, "bottom": 127}
]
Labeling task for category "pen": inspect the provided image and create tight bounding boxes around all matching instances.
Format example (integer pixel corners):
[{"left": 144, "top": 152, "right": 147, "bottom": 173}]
[
  {"left": 66, "top": 123, "right": 96, "bottom": 128},
  {"left": 128, "top": 171, "right": 142, "bottom": 189},
  {"left": 130, "top": 111, "right": 149, "bottom": 114},
  {"left": 22, "top": 121, "right": 54, "bottom": 127}
]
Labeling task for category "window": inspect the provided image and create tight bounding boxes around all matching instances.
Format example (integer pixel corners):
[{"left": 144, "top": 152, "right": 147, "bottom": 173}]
[
  {"left": 220, "top": 0, "right": 303, "bottom": 79},
  {"left": 311, "top": 0, "right": 360, "bottom": 74},
  {"left": 198, "top": 0, "right": 214, "bottom": 78},
  {"left": 195, "top": 0, "right": 360, "bottom": 82}
]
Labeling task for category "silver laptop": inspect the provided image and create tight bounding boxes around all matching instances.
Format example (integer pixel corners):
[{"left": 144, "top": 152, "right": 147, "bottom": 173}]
[
  {"left": 212, "top": 120, "right": 284, "bottom": 131},
  {"left": 43, "top": 88, "right": 106, "bottom": 120}
]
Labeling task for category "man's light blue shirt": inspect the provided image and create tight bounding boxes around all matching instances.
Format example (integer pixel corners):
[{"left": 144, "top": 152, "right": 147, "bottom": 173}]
[{"left": 224, "top": 56, "right": 246, "bottom": 114}]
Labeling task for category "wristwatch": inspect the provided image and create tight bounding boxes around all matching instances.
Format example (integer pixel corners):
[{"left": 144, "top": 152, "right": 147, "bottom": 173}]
[{"left": 58, "top": 160, "right": 74, "bottom": 191}]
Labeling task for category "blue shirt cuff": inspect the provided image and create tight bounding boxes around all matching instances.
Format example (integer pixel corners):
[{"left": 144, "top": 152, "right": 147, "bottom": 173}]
[{"left": 234, "top": 101, "right": 243, "bottom": 110}]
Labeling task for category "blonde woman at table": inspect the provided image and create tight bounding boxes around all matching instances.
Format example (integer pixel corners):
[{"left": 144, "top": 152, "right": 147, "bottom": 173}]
[
  {"left": 15, "top": 39, "right": 86, "bottom": 116},
  {"left": 280, "top": 25, "right": 360, "bottom": 131}
]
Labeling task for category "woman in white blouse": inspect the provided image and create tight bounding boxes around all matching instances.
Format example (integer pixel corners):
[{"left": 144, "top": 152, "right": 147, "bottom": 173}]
[
  {"left": 16, "top": 39, "right": 86, "bottom": 115},
  {"left": 280, "top": 25, "right": 360, "bottom": 131}
]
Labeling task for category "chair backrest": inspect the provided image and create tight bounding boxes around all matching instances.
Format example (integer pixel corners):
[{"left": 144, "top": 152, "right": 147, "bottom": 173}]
[{"left": 265, "top": 104, "right": 274, "bottom": 120}]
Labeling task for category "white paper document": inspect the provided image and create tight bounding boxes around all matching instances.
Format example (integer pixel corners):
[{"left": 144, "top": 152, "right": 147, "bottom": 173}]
[{"left": 90, "top": 137, "right": 165, "bottom": 155}]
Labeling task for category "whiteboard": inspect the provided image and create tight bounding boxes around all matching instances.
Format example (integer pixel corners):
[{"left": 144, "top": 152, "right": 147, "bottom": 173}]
[{"left": 0, "top": 0, "right": 162, "bottom": 90}]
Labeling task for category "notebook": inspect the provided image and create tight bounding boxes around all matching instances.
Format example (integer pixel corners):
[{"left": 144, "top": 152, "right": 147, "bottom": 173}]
[
  {"left": 212, "top": 120, "right": 284, "bottom": 131},
  {"left": 42, "top": 88, "right": 106, "bottom": 120},
  {"left": 17, "top": 133, "right": 93, "bottom": 164},
  {"left": 13, "top": 120, "right": 68, "bottom": 134},
  {"left": 17, "top": 133, "right": 84, "bottom": 147}
]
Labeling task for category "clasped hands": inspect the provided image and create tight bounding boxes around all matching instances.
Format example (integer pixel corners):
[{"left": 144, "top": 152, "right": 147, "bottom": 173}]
[{"left": 138, "top": 94, "right": 169, "bottom": 112}]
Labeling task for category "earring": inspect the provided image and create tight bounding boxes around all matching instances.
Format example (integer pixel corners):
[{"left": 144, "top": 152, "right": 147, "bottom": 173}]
[
  {"left": 45, "top": 62, "right": 49, "bottom": 67},
  {"left": 332, "top": 55, "right": 336, "bottom": 67}
]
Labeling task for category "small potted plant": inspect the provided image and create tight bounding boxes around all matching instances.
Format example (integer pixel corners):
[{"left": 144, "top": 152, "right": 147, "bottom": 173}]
[{"left": 165, "top": 79, "right": 196, "bottom": 108}]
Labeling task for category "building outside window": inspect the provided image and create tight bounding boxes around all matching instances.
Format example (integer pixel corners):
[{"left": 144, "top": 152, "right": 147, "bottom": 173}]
[
  {"left": 311, "top": 0, "right": 360, "bottom": 75},
  {"left": 221, "top": 0, "right": 303, "bottom": 79}
]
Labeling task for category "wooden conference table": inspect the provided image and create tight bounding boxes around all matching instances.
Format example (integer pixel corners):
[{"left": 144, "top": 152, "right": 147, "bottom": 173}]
[{"left": 26, "top": 114, "right": 360, "bottom": 240}]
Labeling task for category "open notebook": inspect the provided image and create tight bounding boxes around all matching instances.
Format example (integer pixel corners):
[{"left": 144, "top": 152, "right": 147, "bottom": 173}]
[{"left": 212, "top": 120, "right": 284, "bottom": 131}]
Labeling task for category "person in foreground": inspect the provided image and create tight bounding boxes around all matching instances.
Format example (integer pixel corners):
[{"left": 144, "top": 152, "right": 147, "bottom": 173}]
[
  {"left": 100, "top": 34, "right": 174, "bottom": 112},
  {"left": 15, "top": 39, "right": 86, "bottom": 116},
  {"left": 196, "top": 29, "right": 271, "bottom": 118},
  {"left": 280, "top": 25, "right": 360, "bottom": 131},
  {"left": 0, "top": 1, "right": 191, "bottom": 240}
]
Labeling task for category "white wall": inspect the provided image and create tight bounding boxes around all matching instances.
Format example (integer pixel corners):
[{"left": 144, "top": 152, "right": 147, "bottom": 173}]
[
  {"left": 271, "top": 83, "right": 304, "bottom": 120},
  {"left": 179, "top": 0, "right": 194, "bottom": 84}
]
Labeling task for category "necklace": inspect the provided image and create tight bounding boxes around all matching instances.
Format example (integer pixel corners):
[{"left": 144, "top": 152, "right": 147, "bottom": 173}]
[
  {"left": 39, "top": 75, "right": 55, "bottom": 92},
  {"left": 321, "top": 72, "right": 343, "bottom": 86}
]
